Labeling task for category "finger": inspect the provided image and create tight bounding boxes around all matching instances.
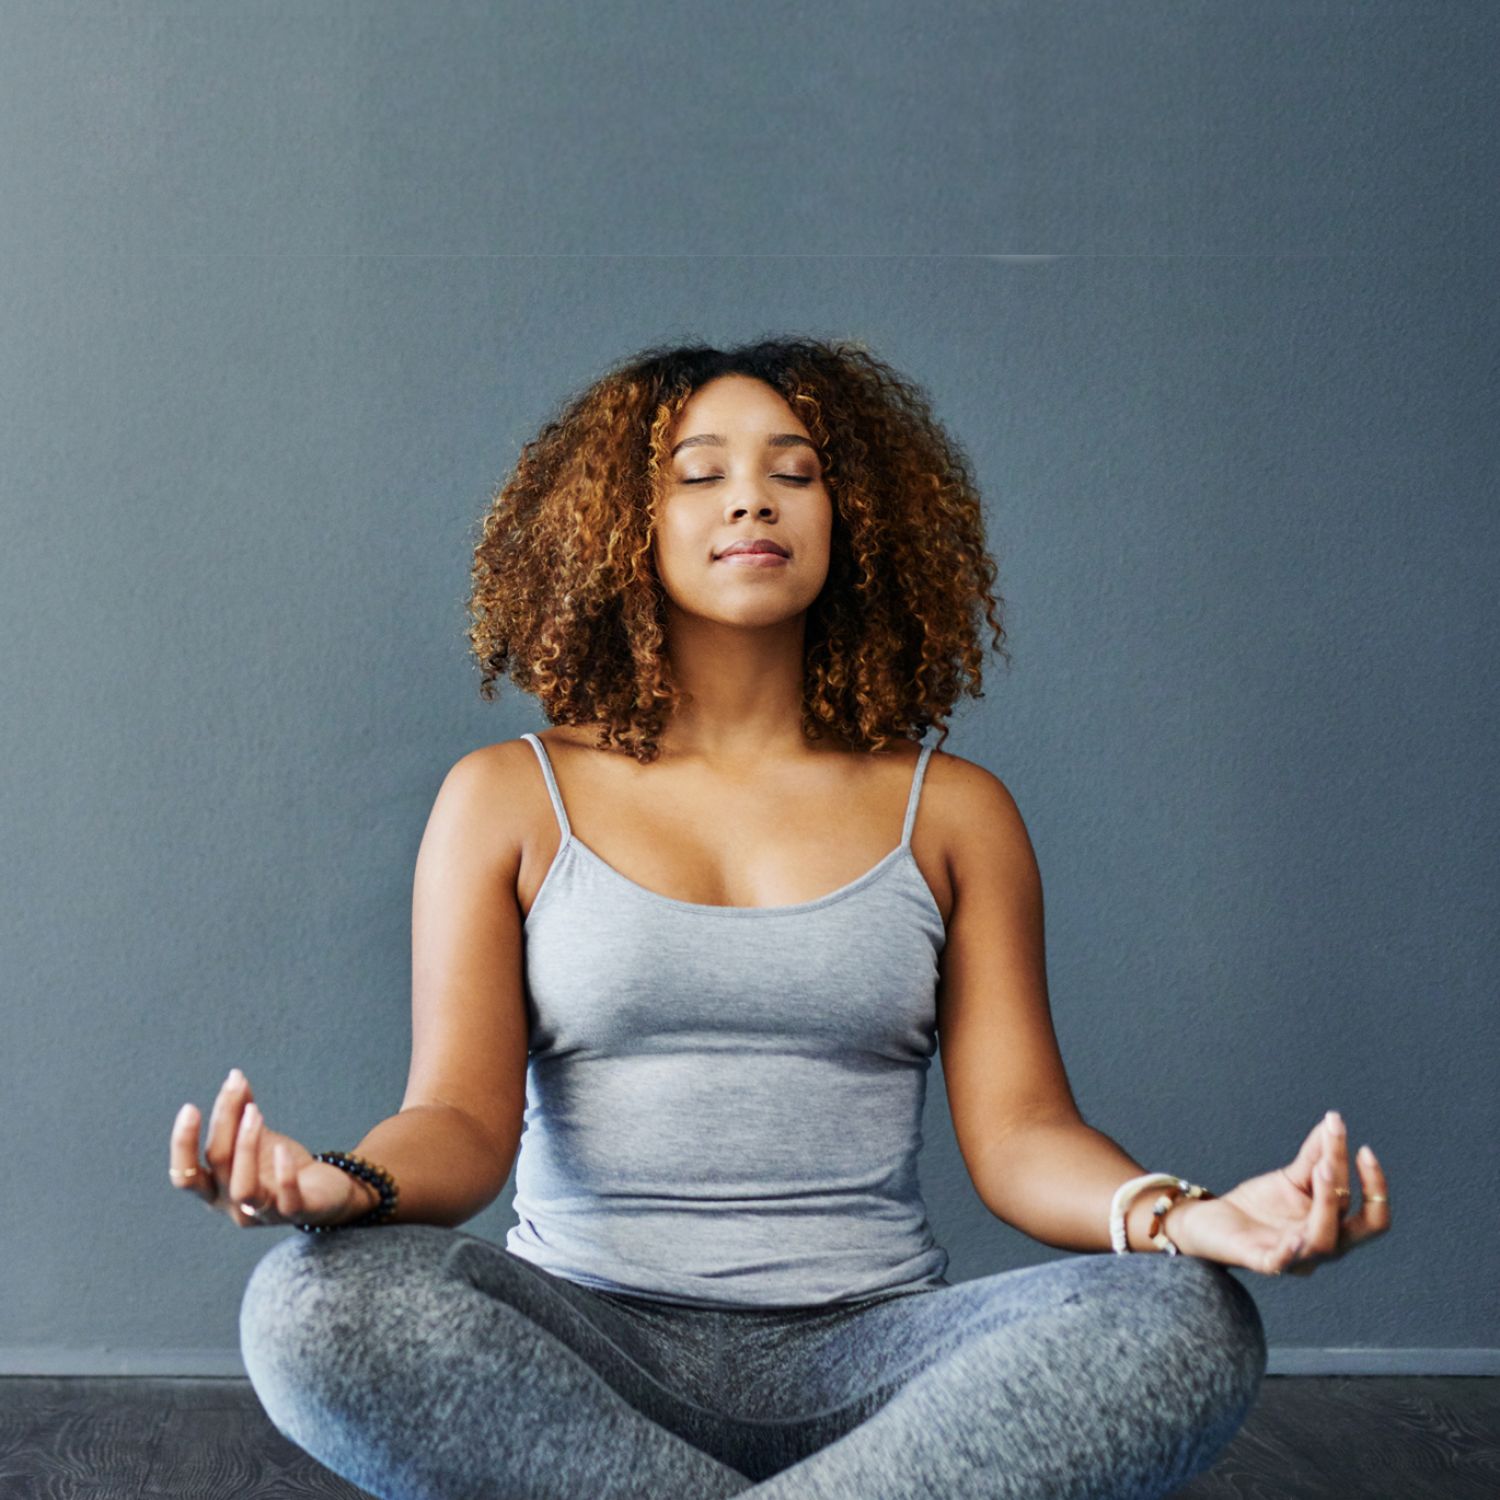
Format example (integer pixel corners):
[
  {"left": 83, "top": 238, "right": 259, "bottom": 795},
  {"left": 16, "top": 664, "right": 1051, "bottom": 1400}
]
[
  {"left": 1282, "top": 1111, "right": 1335, "bottom": 1193},
  {"left": 168, "top": 1102, "right": 214, "bottom": 1202},
  {"left": 273, "top": 1142, "right": 304, "bottom": 1222},
  {"left": 228, "top": 1101, "right": 266, "bottom": 1224},
  {"left": 1294, "top": 1111, "right": 1346, "bottom": 1210},
  {"left": 1259, "top": 1222, "right": 1309, "bottom": 1277},
  {"left": 1303, "top": 1151, "right": 1345, "bottom": 1256},
  {"left": 203, "top": 1068, "right": 250, "bottom": 1200},
  {"left": 1325, "top": 1111, "right": 1352, "bottom": 1216},
  {"left": 1340, "top": 1143, "right": 1392, "bottom": 1249}
]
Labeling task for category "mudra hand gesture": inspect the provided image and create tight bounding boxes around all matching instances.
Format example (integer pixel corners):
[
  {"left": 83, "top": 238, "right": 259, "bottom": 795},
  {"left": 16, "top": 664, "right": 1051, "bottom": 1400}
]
[
  {"left": 1163, "top": 1110, "right": 1390, "bottom": 1276},
  {"left": 167, "top": 1067, "right": 376, "bottom": 1229}
]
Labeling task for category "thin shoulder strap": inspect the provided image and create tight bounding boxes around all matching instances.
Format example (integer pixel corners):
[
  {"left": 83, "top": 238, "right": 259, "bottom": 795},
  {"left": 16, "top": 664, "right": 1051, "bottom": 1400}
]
[
  {"left": 521, "top": 732, "right": 571, "bottom": 841},
  {"left": 900, "top": 740, "right": 936, "bottom": 847}
]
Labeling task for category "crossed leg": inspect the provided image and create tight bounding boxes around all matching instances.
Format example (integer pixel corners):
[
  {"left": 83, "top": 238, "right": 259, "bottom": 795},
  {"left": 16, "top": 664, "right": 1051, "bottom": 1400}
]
[
  {"left": 718, "top": 1251, "right": 1268, "bottom": 1499},
  {"left": 240, "top": 1224, "right": 756, "bottom": 1499},
  {"left": 240, "top": 1226, "right": 1265, "bottom": 1500}
]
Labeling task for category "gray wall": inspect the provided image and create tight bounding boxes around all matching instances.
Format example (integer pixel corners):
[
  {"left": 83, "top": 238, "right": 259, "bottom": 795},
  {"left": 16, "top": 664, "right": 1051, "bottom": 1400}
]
[{"left": 1, "top": 2, "right": 1494, "bottom": 1376}]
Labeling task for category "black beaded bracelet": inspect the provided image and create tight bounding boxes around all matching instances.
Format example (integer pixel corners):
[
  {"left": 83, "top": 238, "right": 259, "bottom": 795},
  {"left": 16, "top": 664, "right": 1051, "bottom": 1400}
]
[{"left": 295, "top": 1151, "right": 400, "bottom": 1233}]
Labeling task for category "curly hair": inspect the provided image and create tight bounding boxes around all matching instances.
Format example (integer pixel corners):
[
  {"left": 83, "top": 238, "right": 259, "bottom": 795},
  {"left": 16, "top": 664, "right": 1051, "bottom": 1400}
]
[{"left": 467, "top": 335, "right": 1010, "bottom": 763}]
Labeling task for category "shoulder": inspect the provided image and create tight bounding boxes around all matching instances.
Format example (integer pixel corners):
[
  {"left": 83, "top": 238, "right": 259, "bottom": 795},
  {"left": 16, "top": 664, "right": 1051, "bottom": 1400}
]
[
  {"left": 422, "top": 737, "right": 559, "bottom": 863},
  {"left": 440, "top": 735, "right": 546, "bottom": 799},
  {"left": 921, "top": 745, "right": 1038, "bottom": 880}
]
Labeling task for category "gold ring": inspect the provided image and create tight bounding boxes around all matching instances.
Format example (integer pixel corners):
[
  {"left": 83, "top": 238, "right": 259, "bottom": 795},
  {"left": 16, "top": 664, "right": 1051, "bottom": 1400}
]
[
  {"left": 169, "top": 1166, "right": 199, "bottom": 1180},
  {"left": 1332, "top": 1186, "right": 1351, "bottom": 1199},
  {"left": 1365, "top": 1193, "right": 1389, "bottom": 1203}
]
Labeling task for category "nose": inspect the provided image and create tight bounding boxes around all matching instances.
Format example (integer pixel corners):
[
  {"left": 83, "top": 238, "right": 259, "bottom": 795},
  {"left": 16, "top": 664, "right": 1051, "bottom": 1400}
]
[{"left": 726, "top": 493, "right": 777, "bottom": 520}]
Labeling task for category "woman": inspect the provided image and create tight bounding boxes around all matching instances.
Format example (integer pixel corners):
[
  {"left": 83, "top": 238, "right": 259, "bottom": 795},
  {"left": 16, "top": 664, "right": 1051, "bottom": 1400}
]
[{"left": 171, "top": 337, "right": 1389, "bottom": 1499}]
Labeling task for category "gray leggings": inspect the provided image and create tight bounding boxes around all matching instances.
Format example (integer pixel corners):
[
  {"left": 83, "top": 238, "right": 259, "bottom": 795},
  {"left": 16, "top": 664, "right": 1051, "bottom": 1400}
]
[{"left": 239, "top": 1224, "right": 1266, "bottom": 1500}]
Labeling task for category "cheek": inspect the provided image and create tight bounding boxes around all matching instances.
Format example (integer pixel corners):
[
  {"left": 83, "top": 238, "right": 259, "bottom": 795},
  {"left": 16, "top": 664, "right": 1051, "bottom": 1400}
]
[
  {"left": 652, "top": 519, "right": 707, "bottom": 594},
  {"left": 803, "top": 508, "right": 834, "bottom": 566}
]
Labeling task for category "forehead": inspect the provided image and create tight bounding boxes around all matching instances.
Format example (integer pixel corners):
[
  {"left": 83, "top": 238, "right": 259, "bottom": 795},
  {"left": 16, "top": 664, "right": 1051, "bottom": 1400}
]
[{"left": 670, "top": 374, "right": 808, "bottom": 441}]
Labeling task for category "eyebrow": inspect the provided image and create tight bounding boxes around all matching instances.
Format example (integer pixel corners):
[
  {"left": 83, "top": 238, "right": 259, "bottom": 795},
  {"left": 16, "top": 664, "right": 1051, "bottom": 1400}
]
[{"left": 670, "top": 433, "right": 818, "bottom": 457}]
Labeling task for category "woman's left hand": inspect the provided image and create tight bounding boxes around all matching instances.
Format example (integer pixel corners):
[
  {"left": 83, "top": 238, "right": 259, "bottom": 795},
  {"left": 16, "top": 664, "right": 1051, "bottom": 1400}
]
[{"left": 1159, "top": 1111, "right": 1391, "bottom": 1277}]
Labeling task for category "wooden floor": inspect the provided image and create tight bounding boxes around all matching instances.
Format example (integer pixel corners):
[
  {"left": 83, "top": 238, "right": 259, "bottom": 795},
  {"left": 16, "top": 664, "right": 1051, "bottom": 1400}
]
[{"left": 0, "top": 1375, "right": 1495, "bottom": 1498}]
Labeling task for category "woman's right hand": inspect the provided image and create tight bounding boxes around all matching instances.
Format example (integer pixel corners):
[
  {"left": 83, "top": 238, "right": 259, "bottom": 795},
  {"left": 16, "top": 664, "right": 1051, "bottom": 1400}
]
[{"left": 168, "top": 1067, "right": 378, "bottom": 1230}]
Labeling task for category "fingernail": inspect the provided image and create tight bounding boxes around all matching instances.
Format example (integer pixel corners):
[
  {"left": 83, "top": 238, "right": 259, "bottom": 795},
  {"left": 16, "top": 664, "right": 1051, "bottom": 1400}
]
[
  {"left": 1326, "top": 1110, "right": 1343, "bottom": 1130},
  {"left": 228, "top": 1068, "right": 244, "bottom": 1085},
  {"left": 245, "top": 1102, "right": 259, "bottom": 1123}
]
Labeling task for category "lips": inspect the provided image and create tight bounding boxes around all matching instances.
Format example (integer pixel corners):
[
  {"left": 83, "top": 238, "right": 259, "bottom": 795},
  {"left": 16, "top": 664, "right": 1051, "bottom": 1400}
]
[{"left": 716, "top": 540, "right": 789, "bottom": 558}]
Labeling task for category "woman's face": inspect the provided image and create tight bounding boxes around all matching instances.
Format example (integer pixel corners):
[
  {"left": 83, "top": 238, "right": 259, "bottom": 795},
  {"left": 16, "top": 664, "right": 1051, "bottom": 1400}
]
[{"left": 653, "top": 374, "right": 833, "bottom": 629}]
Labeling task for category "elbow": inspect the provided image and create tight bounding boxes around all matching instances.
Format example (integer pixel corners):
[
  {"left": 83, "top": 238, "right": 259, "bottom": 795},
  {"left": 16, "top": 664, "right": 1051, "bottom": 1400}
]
[{"left": 967, "top": 1111, "right": 1090, "bottom": 1217}]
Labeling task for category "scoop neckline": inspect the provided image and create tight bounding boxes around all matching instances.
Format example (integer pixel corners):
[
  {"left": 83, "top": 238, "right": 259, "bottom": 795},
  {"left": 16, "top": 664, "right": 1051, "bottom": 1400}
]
[{"left": 527, "top": 833, "right": 941, "bottom": 924}]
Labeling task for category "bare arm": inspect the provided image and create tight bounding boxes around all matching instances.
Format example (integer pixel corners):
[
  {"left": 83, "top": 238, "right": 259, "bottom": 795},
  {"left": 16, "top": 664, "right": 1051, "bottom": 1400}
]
[
  {"left": 339, "top": 1104, "right": 516, "bottom": 1228},
  {"left": 934, "top": 756, "right": 1194, "bottom": 1253},
  {"left": 962, "top": 1116, "right": 1190, "bottom": 1253},
  {"left": 339, "top": 743, "right": 534, "bottom": 1228}
]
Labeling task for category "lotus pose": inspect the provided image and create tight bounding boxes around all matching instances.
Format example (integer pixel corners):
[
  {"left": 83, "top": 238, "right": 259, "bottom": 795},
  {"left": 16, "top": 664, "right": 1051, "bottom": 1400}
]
[{"left": 170, "top": 337, "right": 1389, "bottom": 1500}]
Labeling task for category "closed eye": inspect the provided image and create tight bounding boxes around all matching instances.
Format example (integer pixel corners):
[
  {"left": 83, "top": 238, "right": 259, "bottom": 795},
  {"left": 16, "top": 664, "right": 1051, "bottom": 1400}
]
[{"left": 681, "top": 475, "right": 813, "bottom": 485}]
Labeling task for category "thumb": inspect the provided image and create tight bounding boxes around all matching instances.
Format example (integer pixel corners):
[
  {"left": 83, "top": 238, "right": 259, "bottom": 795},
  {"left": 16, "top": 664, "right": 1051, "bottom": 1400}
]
[
  {"left": 1174, "top": 1198, "right": 1304, "bottom": 1278},
  {"left": 272, "top": 1142, "right": 365, "bottom": 1227}
]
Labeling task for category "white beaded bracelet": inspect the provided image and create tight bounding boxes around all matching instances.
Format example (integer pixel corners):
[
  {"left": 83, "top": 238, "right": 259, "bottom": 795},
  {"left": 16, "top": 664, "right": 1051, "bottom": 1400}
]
[{"left": 1110, "top": 1173, "right": 1214, "bottom": 1254}]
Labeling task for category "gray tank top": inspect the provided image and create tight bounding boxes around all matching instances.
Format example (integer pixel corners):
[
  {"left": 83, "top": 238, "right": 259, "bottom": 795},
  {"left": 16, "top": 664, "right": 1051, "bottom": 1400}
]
[{"left": 506, "top": 730, "right": 950, "bottom": 1309}]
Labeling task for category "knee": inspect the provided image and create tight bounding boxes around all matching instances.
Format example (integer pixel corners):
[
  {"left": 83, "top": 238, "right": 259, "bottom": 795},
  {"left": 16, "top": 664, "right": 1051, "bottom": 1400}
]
[
  {"left": 239, "top": 1232, "right": 354, "bottom": 1438},
  {"left": 1074, "top": 1254, "right": 1266, "bottom": 1419},
  {"left": 1152, "top": 1255, "right": 1268, "bottom": 1419},
  {"left": 238, "top": 1225, "right": 453, "bottom": 1439}
]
